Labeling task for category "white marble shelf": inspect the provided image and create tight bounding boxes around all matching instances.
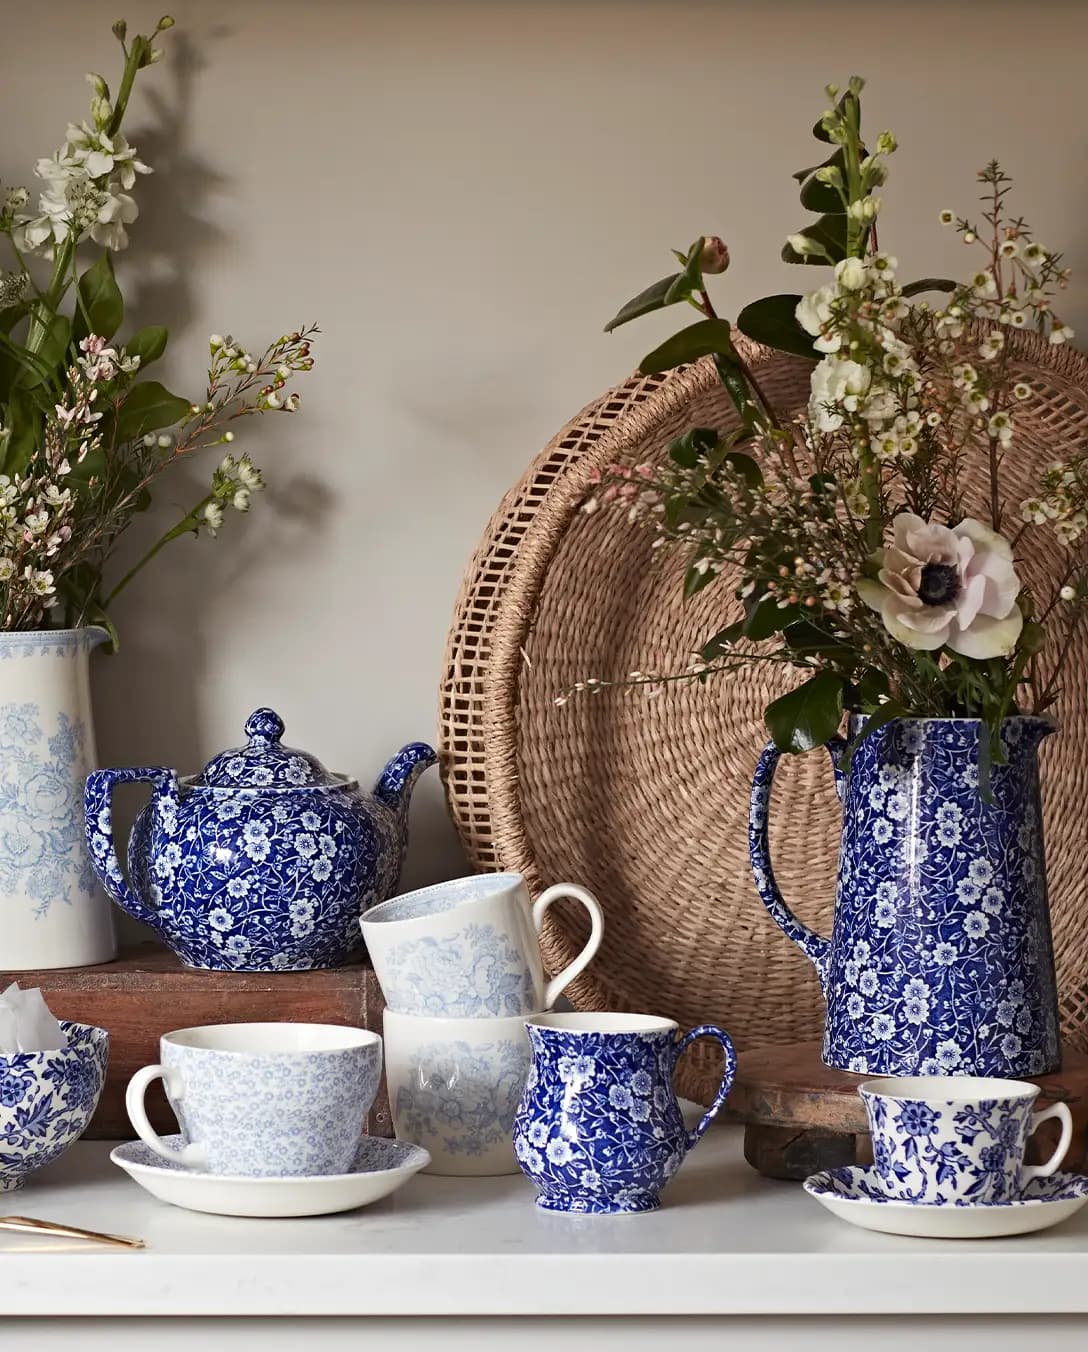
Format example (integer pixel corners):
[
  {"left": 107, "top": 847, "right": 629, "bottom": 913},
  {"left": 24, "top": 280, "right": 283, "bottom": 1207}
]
[{"left": 5, "top": 1124, "right": 1088, "bottom": 1318}]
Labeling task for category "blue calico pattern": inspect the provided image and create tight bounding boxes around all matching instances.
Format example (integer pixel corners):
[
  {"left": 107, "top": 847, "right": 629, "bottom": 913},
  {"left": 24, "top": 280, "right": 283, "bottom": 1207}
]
[
  {"left": 84, "top": 709, "right": 436, "bottom": 972},
  {"left": 749, "top": 717, "right": 1061, "bottom": 1077},
  {"left": 513, "top": 1021, "right": 736, "bottom": 1214},
  {"left": 807, "top": 1164, "right": 1088, "bottom": 1209},
  {"left": 0, "top": 1021, "right": 108, "bottom": 1191}
]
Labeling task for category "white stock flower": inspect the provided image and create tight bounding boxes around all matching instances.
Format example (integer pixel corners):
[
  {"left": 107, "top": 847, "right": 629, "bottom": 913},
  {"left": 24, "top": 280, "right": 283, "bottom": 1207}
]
[
  {"left": 795, "top": 285, "right": 839, "bottom": 353},
  {"left": 857, "top": 514, "right": 1022, "bottom": 658},
  {"left": 809, "top": 357, "right": 871, "bottom": 433},
  {"left": 91, "top": 189, "right": 138, "bottom": 250}
]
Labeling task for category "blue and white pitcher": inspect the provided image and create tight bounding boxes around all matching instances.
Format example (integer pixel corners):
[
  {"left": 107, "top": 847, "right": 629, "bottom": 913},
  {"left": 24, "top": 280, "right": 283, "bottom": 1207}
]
[{"left": 749, "top": 716, "right": 1061, "bottom": 1078}]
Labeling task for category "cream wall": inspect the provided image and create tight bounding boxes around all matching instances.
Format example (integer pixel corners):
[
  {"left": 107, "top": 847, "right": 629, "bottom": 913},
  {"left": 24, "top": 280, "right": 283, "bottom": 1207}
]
[{"left": 3, "top": 0, "right": 1087, "bottom": 899}]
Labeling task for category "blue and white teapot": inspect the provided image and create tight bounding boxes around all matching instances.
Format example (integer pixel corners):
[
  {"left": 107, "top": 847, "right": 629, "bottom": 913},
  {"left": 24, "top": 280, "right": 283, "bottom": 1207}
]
[{"left": 84, "top": 708, "right": 436, "bottom": 972}]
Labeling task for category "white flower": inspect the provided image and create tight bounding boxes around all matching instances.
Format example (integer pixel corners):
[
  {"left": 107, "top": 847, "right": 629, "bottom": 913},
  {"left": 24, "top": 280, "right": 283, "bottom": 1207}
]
[
  {"left": 1050, "top": 323, "right": 1075, "bottom": 346},
  {"left": 203, "top": 502, "right": 225, "bottom": 532},
  {"left": 972, "top": 270, "right": 997, "bottom": 298},
  {"left": 232, "top": 489, "right": 251, "bottom": 512},
  {"left": 809, "top": 357, "right": 872, "bottom": 432},
  {"left": 856, "top": 513, "right": 1022, "bottom": 658},
  {"left": 834, "top": 256, "right": 867, "bottom": 291},
  {"left": 796, "top": 285, "right": 840, "bottom": 353},
  {"left": 91, "top": 189, "right": 138, "bottom": 250}
]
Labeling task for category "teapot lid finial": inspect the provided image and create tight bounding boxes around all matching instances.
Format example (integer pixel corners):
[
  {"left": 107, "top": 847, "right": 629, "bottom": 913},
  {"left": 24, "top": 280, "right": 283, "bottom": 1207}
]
[
  {"left": 245, "top": 708, "right": 285, "bottom": 746},
  {"left": 193, "top": 707, "right": 343, "bottom": 790}
]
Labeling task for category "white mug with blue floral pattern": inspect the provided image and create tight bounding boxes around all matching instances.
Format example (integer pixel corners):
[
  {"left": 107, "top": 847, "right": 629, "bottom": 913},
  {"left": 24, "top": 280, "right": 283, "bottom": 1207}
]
[
  {"left": 860, "top": 1075, "right": 1073, "bottom": 1205},
  {"left": 126, "top": 1022, "right": 383, "bottom": 1177},
  {"left": 383, "top": 1007, "right": 531, "bottom": 1176},
  {"left": 361, "top": 873, "right": 604, "bottom": 1018}
]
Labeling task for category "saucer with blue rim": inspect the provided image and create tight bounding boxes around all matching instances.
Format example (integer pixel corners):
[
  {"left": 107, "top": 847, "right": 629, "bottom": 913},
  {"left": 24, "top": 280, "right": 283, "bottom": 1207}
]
[
  {"left": 111, "top": 1134, "right": 430, "bottom": 1218},
  {"left": 804, "top": 1164, "right": 1088, "bottom": 1239}
]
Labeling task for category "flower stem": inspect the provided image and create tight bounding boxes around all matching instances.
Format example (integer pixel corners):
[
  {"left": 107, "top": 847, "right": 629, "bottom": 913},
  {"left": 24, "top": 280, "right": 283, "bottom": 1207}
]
[{"left": 103, "top": 497, "right": 211, "bottom": 605}]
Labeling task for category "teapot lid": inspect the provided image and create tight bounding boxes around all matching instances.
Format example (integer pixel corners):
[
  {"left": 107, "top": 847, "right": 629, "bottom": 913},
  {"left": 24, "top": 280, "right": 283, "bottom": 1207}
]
[{"left": 194, "top": 708, "right": 342, "bottom": 790}]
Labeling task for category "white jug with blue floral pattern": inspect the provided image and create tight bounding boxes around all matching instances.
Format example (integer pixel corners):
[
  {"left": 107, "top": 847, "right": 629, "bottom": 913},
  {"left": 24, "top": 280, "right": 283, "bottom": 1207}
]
[{"left": 0, "top": 628, "right": 117, "bottom": 970}]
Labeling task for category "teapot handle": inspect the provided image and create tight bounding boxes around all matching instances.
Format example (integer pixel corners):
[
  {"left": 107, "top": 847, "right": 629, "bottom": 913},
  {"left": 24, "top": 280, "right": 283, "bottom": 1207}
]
[
  {"left": 748, "top": 738, "right": 845, "bottom": 990},
  {"left": 84, "top": 767, "right": 178, "bottom": 933}
]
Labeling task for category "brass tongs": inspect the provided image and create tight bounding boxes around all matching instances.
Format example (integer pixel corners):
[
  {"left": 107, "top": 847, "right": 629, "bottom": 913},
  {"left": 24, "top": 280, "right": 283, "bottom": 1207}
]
[{"left": 0, "top": 1214, "right": 145, "bottom": 1249}]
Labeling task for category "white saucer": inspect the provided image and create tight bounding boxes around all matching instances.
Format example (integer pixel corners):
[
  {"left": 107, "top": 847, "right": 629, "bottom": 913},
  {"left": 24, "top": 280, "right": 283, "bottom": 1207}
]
[
  {"left": 804, "top": 1165, "right": 1088, "bottom": 1239},
  {"left": 111, "top": 1135, "right": 430, "bottom": 1218}
]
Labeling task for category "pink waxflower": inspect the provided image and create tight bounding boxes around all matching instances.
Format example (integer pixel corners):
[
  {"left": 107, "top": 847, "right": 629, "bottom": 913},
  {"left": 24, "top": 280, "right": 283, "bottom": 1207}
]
[{"left": 856, "top": 513, "right": 1022, "bottom": 658}]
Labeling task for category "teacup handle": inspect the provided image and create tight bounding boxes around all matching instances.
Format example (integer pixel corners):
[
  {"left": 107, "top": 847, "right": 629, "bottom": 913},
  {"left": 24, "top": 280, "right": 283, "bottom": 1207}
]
[
  {"left": 1021, "top": 1101, "right": 1074, "bottom": 1186},
  {"left": 125, "top": 1065, "right": 208, "bottom": 1170},
  {"left": 532, "top": 884, "right": 605, "bottom": 1009},
  {"left": 673, "top": 1024, "right": 737, "bottom": 1153}
]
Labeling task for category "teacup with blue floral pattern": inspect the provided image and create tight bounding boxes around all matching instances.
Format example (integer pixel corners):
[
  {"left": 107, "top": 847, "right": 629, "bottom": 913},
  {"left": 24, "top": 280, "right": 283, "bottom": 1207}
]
[
  {"left": 126, "top": 1022, "right": 382, "bottom": 1177},
  {"left": 860, "top": 1075, "right": 1073, "bottom": 1205}
]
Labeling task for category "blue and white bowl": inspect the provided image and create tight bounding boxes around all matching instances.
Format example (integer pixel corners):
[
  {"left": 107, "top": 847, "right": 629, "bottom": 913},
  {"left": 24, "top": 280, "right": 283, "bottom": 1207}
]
[{"left": 0, "top": 1021, "right": 109, "bottom": 1191}]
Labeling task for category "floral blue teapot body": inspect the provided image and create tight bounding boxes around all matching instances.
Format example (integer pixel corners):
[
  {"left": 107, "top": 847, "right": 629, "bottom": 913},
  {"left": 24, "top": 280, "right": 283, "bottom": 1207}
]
[{"left": 84, "top": 709, "right": 436, "bottom": 971}]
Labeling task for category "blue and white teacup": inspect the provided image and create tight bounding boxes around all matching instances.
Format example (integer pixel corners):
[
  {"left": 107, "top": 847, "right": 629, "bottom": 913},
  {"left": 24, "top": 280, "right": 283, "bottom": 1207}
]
[
  {"left": 383, "top": 1008, "right": 531, "bottom": 1176},
  {"left": 361, "top": 873, "right": 604, "bottom": 1018},
  {"left": 860, "top": 1075, "right": 1074, "bottom": 1204},
  {"left": 126, "top": 1022, "right": 383, "bottom": 1177}
]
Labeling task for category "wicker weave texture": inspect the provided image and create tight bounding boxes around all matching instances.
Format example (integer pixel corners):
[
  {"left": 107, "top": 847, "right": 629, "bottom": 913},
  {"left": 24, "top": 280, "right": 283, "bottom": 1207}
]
[{"left": 440, "top": 336, "right": 1088, "bottom": 1104}]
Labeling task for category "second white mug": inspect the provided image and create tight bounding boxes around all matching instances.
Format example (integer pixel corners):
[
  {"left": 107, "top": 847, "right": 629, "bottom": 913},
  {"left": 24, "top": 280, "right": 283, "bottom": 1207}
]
[{"left": 361, "top": 873, "right": 604, "bottom": 1018}]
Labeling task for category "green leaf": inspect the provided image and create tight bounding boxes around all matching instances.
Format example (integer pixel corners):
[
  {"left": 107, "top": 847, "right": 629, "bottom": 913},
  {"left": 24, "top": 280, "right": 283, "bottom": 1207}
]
[
  {"left": 113, "top": 381, "right": 192, "bottom": 442},
  {"left": 21, "top": 306, "right": 70, "bottom": 388},
  {"left": 638, "top": 319, "right": 738, "bottom": 376},
  {"left": 683, "top": 558, "right": 719, "bottom": 599},
  {"left": 841, "top": 701, "right": 905, "bottom": 772},
  {"left": 604, "top": 274, "right": 685, "bottom": 333},
  {"left": 743, "top": 593, "right": 800, "bottom": 640},
  {"left": 900, "top": 277, "right": 956, "bottom": 298},
  {"left": 781, "top": 619, "right": 846, "bottom": 654},
  {"left": 125, "top": 325, "right": 168, "bottom": 368},
  {"left": 712, "top": 351, "right": 756, "bottom": 429},
  {"left": 736, "top": 295, "right": 816, "bottom": 359},
  {"left": 668, "top": 426, "right": 720, "bottom": 469},
  {"left": 795, "top": 147, "right": 849, "bottom": 214},
  {"left": 765, "top": 671, "right": 844, "bottom": 754},
  {"left": 781, "top": 215, "right": 849, "bottom": 266},
  {"left": 664, "top": 238, "right": 705, "bottom": 305},
  {"left": 1, "top": 387, "right": 41, "bottom": 473},
  {"left": 701, "top": 621, "right": 745, "bottom": 661},
  {"left": 74, "top": 252, "right": 123, "bottom": 343}
]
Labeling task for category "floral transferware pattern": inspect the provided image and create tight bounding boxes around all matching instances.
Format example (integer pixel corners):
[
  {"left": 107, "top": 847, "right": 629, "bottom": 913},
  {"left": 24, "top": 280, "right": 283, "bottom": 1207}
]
[
  {"left": 151, "top": 1035, "right": 382, "bottom": 1177},
  {"left": 0, "top": 1021, "right": 108, "bottom": 1191},
  {"left": 84, "top": 709, "right": 436, "bottom": 971},
  {"left": 378, "top": 925, "right": 537, "bottom": 1017},
  {"left": 0, "top": 703, "right": 97, "bottom": 919},
  {"left": 750, "top": 717, "right": 1061, "bottom": 1077},
  {"left": 513, "top": 1021, "right": 736, "bottom": 1214},
  {"left": 806, "top": 1164, "right": 1088, "bottom": 1208},
  {"left": 117, "top": 1132, "right": 429, "bottom": 1179},
  {"left": 861, "top": 1086, "right": 1071, "bottom": 1204},
  {"left": 393, "top": 1037, "right": 529, "bottom": 1158}
]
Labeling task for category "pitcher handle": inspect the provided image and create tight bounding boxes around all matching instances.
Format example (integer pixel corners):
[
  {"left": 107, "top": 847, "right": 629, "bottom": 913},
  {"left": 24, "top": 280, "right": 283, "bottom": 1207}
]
[
  {"left": 748, "top": 738, "right": 844, "bottom": 989},
  {"left": 532, "top": 883, "right": 605, "bottom": 1009},
  {"left": 674, "top": 1024, "right": 737, "bottom": 1153},
  {"left": 84, "top": 767, "right": 176, "bottom": 932}
]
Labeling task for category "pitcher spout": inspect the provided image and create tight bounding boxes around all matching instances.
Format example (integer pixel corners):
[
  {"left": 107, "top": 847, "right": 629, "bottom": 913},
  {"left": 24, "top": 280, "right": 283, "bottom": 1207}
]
[{"left": 373, "top": 742, "right": 438, "bottom": 815}]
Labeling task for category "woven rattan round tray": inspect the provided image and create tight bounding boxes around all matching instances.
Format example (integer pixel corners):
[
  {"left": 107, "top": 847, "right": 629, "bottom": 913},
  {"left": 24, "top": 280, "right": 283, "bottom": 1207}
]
[{"left": 440, "top": 335, "right": 1088, "bottom": 1104}]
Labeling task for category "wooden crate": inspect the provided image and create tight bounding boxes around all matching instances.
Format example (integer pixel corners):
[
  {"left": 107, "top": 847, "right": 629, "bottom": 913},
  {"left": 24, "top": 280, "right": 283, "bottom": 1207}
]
[{"left": 1, "top": 944, "right": 390, "bottom": 1140}]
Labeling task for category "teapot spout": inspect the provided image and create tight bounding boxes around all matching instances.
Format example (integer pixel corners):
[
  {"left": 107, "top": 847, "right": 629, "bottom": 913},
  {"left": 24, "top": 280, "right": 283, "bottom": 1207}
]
[{"left": 373, "top": 742, "right": 437, "bottom": 815}]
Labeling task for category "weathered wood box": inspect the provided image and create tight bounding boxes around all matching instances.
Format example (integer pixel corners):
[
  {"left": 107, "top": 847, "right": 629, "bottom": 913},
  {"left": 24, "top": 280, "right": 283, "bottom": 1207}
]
[{"left": 1, "top": 944, "right": 391, "bottom": 1139}]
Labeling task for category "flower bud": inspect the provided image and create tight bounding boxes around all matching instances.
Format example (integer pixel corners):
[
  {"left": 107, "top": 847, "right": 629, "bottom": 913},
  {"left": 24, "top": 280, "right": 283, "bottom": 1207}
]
[
  {"left": 814, "top": 165, "right": 843, "bottom": 187},
  {"left": 148, "top": 47, "right": 165, "bottom": 63},
  {"left": 219, "top": 454, "right": 236, "bottom": 473},
  {"left": 232, "top": 489, "right": 251, "bottom": 513},
  {"left": 112, "top": 18, "right": 127, "bottom": 40},
  {"left": 209, "top": 333, "right": 224, "bottom": 351},
  {"left": 1061, "top": 585, "right": 1076, "bottom": 601},
  {"left": 699, "top": 236, "right": 730, "bottom": 275},
  {"left": 157, "top": 15, "right": 176, "bottom": 29},
  {"left": 86, "top": 73, "right": 110, "bottom": 98},
  {"left": 875, "top": 130, "right": 897, "bottom": 156},
  {"left": 786, "top": 233, "right": 822, "bottom": 257}
]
